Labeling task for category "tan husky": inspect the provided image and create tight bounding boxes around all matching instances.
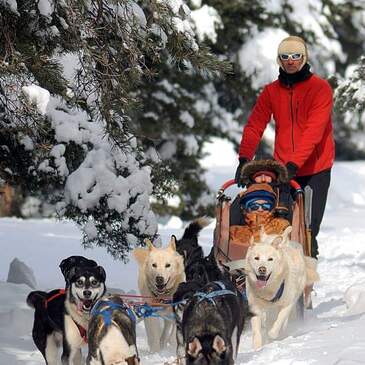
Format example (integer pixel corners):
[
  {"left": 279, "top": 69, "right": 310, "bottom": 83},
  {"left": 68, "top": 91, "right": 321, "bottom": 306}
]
[
  {"left": 133, "top": 236, "right": 185, "bottom": 353},
  {"left": 245, "top": 226, "right": 319, "bottom": 350}
]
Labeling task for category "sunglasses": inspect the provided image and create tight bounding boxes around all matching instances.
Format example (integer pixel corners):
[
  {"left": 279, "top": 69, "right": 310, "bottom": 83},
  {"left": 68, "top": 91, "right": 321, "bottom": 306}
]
[
  {"left": 244, "top": 202, "right": 273, "bottom": 212},
  {"left": 279, "top": 53, "right": 303, "bottom": 61}
]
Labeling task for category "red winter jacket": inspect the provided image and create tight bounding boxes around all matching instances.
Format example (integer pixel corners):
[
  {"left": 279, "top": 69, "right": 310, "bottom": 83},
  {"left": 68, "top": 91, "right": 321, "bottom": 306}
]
[{"left": 239, "top": 74, "right": 335, "bottom": 176}]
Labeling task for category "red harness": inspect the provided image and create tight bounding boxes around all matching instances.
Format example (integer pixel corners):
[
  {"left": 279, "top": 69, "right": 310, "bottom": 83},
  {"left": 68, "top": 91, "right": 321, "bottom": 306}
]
[{"left": 44, "top": 289, "right": 88, "bottom": 343}]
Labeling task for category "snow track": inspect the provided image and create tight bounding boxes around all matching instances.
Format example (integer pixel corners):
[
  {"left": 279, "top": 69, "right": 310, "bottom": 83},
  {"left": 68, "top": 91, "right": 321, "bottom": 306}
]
[{"left": 1, "top": 162, "right": 365, "bottom": 364}]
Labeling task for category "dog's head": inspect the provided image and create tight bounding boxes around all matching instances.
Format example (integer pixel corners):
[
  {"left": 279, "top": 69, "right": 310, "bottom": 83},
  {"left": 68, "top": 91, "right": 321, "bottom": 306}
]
[
  {"left": 186, "top": 335, "right": 231, "bottom": 365},
  {"left": 245, "top": 227, "right": 292, "bottom": 289},
  {"left": 68, "top": 265, "right": 106, "bottom": 312},
  {"left": 60, "top": 255, "right": 98, "bottom": 283},
  {"left": 133, "top": 236, "right": 185, "bottom": 296}
]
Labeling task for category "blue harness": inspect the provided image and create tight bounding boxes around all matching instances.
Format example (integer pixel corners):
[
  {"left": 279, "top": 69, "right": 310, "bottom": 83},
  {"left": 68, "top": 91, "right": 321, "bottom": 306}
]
[
  {"left": 133, "top": 303, "right": 175, "bottom": 321},
  {"left": 193, "top": 281, "right": 237, "bottom": 304},
  {"left": 91, "top": 299, "right": 137, "bottom": 325},
  {"left": 270, "top": 281, "right": 285, "bottom": 303}
]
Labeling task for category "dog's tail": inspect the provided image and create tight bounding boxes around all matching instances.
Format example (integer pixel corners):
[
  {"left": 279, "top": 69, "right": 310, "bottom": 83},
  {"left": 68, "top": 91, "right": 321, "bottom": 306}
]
[
  {"left": 26, "top": 290, "right": 47, "bottom": 309},
  {"left": 181, "top": 217, "right": 210, "bottom": 241},
  {"left": 304, "top": 256, "right": 320, "bottom": 285}
]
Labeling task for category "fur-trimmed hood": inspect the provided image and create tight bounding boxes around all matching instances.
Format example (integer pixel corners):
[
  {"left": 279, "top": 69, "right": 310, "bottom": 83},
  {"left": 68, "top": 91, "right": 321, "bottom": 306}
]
[{"left": 240, "top": 160, "right": 288, "bottom": 184}]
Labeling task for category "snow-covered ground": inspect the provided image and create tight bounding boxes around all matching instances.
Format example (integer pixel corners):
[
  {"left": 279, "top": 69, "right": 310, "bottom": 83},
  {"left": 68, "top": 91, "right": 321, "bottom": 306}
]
[{"left": 2, "top": 153, "right": 365, "bottom": 364}]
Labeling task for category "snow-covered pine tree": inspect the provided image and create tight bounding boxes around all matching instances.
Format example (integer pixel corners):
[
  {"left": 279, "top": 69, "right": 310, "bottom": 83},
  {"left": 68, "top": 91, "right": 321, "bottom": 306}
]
[
  {"left": 0, "top": 0, "right": 229, "bottom": 259},
  {"left": 335, "top": 56, "right": 365, "bottom": 157},
  {"left": 145, "top": 0, "right": 365, "bottom": 220}
]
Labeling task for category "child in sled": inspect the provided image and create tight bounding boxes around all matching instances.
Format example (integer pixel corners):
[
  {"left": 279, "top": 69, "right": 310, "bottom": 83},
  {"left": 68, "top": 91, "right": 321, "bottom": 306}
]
[{"left": 229, "top": 160, "right": 291, "bottom": 258}]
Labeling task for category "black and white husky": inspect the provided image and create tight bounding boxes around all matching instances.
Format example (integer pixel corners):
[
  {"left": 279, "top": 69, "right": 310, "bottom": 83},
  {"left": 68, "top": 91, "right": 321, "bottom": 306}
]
[
  {"left": 27, "top": 256, "right": 106, "bottom": 365},
  {"left": 87, "top": 294, "right": 140, "bottom": 365}
]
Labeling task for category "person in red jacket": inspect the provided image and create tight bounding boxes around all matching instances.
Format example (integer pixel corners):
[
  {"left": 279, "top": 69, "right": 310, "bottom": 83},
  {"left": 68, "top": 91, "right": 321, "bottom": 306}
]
[{"left": 235, "top": 36, "right": 335, "bottom": 259}]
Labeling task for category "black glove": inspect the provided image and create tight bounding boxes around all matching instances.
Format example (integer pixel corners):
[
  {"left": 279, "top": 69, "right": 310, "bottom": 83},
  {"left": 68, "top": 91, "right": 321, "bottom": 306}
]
[
  {"left": 235, "top": 157, "right": 249, "bottom": 187},
  {"left": 286, "top": 161, "right": 298, "bottom": 180}
]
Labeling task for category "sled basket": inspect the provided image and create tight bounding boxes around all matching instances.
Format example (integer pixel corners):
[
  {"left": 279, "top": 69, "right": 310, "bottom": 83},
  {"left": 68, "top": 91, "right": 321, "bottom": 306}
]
[{"left": 213, "top": 179, "right": 311, "bottom": 264}]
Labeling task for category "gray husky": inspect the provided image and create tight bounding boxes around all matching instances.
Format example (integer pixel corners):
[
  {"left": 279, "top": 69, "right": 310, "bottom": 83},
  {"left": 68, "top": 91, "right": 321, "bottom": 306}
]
[
  {"left": 87, "top": 294, "right": 140, "bottom": 365},
  {"left": 174, "top": 244, "right": 247, "bottom": 365}
]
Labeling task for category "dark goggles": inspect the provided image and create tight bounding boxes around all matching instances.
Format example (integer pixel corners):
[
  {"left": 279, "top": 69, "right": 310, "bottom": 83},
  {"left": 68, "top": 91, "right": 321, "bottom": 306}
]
[
  {"left": 279, "top": 53, "right": 303, "bottom": 61},
  {"left": 244, "top": 201, "right": 273, "bottom": 212}
]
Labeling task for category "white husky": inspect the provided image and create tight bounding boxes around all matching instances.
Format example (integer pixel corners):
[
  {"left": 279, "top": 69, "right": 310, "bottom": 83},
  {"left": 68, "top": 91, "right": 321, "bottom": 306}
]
[
  {"left": 245, "top": 226, "right": 319, "bottom": 350},
  {"left": 133, "top": 237, "right": 185, "bottom": 353}
]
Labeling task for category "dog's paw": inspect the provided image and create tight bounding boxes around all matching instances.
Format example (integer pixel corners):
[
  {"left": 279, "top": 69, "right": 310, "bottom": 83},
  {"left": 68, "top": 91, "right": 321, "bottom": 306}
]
[
  {"left": 176, "top": 357, "right": 186, "bottom": 365},
  {"left": 253, "top": 335, "right": 263, "bottom": 351},
  {"left": 268, "top": 327, "right": 279, "bottom": 340}
]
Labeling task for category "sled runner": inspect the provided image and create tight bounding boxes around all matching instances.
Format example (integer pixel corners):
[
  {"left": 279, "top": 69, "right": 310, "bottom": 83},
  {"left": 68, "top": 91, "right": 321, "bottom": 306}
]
[{"left": 213, "top": 162, "right": 313, "bottom": 313}]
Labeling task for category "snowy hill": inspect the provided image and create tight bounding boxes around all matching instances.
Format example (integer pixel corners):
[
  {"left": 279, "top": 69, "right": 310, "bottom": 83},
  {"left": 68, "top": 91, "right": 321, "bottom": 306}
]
[{"left": 2, "top": 159, "right": 365, "bottom": 364}]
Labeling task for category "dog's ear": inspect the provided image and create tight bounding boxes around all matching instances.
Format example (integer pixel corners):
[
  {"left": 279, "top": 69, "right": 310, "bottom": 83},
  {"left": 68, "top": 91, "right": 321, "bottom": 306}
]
[
  {"left": 168, "top": 235, "right": 177, "bottom": 251},
  {"left": 271, "top": 236, "right": 283, "bottom": 249},
  {"left": 187, "top": 337, "right": 202, "bottom": 358},
  {"left": 66, "top": 266, "right": 79, "bottom": 284},
  {"left": 144, "top": 238, "right": 155, "bottom": 251},
  {"left": 97, "top": 266, "right": 106, "bottom": 282},
  {"left": 59, "top": 255, "right": 97, "bottom": 280},
  {"left": 133, "top": 248, "right": 149, "bottom": 265},
  {"left": 212, "top": 334, "right": 227, "bottom": 354},
  {"left": 282, "top": 225, "right": 292, "bottom": 243}
]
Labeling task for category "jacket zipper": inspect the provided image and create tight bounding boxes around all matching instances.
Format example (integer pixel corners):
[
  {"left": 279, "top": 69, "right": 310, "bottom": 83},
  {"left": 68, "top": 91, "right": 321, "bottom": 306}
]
[
  {"left": 296, "top": 101, "right": 299, "bottom": 126},
  {"left": 289, "top": 87, "right": 295, "bottom": 152}
]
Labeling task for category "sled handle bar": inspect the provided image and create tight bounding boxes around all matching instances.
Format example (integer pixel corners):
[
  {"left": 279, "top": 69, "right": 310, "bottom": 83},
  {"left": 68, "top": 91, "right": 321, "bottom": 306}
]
[{"left": 218, "top": 179, "right": 303, "bottom": 195}]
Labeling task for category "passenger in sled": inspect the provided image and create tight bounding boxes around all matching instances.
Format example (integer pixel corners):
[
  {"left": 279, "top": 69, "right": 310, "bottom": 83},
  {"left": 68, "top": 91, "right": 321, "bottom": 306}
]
[{"left": 228, "top": 159, "right": 292, "bottom": 260}]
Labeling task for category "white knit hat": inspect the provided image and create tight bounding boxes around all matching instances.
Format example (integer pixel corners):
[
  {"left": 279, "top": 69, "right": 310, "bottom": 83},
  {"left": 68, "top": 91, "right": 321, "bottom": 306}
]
[{"left": 277, "top": 36, "right": 308, "bottom": 70}]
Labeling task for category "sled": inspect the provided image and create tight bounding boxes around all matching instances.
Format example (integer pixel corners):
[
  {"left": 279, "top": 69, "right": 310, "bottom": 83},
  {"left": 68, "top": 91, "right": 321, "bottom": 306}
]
[{"left": 213, "top": 178, "right": 312, "bottom": 315}]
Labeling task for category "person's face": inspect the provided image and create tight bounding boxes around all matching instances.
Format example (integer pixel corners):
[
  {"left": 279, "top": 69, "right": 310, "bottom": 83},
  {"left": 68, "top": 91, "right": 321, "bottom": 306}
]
[
  {"left": 280, "top": 53, "right": 303, "bottom": 74},
  {"left": 254, "top": 174, "right": 272, "bottom": 183},
  {"left": 253, "top": 199, "right": 269, "bottom": 212}
]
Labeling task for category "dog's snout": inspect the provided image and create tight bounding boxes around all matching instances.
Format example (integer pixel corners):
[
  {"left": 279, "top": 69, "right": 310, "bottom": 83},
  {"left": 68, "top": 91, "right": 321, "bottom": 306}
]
[
  {"left": 83, "top": 290, "right": 92, "bottom": 298},
  {"left": 258, "top": 266, "right": 267, "bottom": 275},
  {"left": 155, "top": 276, "right": 164, "bottom": 285}
]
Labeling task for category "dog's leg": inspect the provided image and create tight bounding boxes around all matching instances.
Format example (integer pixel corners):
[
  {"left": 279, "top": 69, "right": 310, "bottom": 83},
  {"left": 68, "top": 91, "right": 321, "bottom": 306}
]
[
  {"left": 160, "top": 319, "right": 174, "bottom": 349},
  {"left": 144, "top": 317, "right": 161, "bottom": 352},
  {"left": 44, "top": 333, "right": 59, "bottom": 365},
  {"left": 61, "top": 342, "right": 82, "bottom": 365},
  {"left": 175, "top": 313, "right": 185, "bottom": 363},
  {"left": 268, "top": 304, "right": 294, "bottom": 340},
  {"left": 87, "top": 355, "right": 101, "bottom": 365},
  {"left": 251, "top": 315, "right": 263, "bottom": 350},
  {"left": 61, "top": 341, "right": 71, "bottom": 365},
  {"left": 231, "top": 326, "right": 238, "bottom": 359},
  {"left": 72, "top": 348, "right": 82, "bottom": 365}
]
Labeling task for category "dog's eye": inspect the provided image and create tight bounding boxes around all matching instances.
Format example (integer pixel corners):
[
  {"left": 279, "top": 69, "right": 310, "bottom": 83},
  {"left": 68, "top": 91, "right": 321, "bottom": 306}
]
[
  {"left": 254, "top": 256, "right": 259, "bottom": 260},
  {"left": 268, "top": 258, "right": 273, "bottom": 261},
  {"left": 91, "top": 279, "right": 99, "bottom": 286},
  {"left": 152, "top": 263, "right": 157, "bottom": 268},
  {"left": 76, "top": 280, "right": 83, "bottom": 286},
  {"left": 165, "top": 263, "right": 171, "bottom": 268}
]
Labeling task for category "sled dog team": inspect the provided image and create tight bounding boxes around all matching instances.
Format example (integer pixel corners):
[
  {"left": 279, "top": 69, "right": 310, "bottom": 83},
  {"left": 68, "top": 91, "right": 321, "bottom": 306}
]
[{"left": 27, "top": 219, "right": 319, "bottom": 365}]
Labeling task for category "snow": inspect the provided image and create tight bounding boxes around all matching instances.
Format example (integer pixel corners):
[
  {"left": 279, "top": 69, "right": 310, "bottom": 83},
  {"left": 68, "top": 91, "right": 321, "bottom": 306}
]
[
  {"left": 21, "top": 85, "right": 50, "bottom": 116},
  {"left": 179, "top": 111, "right": 195, "bottom": 128},
  {"left": 239, "top": 28, "right": 288, "bottom": 89},
  {"left": 2, "top": 147, "right": 365, "bottom": 363},
  {"left": 37, "top": 0, "right": 53, "bottom": 18},
  {"left": 1, "top": 0, "right": 18, "bottom": 13},
  {"left": 190, "top": 5, "right": 223, "bottom": 44}
]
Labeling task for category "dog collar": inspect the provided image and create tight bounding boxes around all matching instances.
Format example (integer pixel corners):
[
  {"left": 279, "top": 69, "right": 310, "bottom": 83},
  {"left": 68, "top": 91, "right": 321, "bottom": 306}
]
[{"left": 270, "top": 281, "right": 285, "bottom": 303}]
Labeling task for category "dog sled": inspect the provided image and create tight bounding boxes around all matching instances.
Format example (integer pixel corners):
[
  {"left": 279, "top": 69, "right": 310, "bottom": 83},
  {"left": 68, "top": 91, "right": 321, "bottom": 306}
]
[{"left": 213, "top": 162, "right": 314, "bottom": 314}]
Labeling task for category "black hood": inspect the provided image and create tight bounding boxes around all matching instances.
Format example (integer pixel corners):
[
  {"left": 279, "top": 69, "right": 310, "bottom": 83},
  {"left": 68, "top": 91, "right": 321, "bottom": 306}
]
[{"left": 279, "top": 63, "right": 312, "bottom": 87}]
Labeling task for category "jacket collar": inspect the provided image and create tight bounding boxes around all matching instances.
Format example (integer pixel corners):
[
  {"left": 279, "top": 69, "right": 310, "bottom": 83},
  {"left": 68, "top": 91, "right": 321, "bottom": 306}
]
[{"left": 278, "top": 63, "right": 312, "bottom": 87}]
